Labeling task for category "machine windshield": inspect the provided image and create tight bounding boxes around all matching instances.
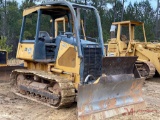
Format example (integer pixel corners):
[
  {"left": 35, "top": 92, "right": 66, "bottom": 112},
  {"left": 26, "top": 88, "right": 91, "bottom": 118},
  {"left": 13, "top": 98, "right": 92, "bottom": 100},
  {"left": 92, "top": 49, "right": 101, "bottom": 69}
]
[
  {"left": 134, "top": 25, "right": 145, "bottom": 41},
  {"left": 54, "top": 7, "right": 99, "bottom": 43},
  {"left": 78, "top": 8, "right": 99, "bottom": 43},
  {"left": 21, "top": 5, "right": 100, "bottom": 44},
  {"left": 120, "top": 24, "right": 145, "bottom": 42},
  {"left": 39, "top": 7, "right": 100, "bottom": 43}
]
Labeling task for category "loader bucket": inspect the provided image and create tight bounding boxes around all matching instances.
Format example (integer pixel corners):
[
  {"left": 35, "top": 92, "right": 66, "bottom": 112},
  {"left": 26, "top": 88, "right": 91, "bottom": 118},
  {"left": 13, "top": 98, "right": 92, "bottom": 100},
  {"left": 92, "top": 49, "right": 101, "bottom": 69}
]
[
  {"left": 0, "top": 66, "right": 24, "bottom": 81},
  {"left": 78, "top": 57, "right": 145, "bottom": 120}
]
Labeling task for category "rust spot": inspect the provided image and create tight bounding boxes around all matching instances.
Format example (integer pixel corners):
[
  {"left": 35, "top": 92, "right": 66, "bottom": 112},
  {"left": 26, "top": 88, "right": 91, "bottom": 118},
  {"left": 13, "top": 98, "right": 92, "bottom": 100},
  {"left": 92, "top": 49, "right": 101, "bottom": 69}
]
[
  {"left": 99, "top": 100, "right": 105, "bottom": 109},
  {"left": 106, "top": 98, "right": 117, "bottom": 109},
  {"left": 129, "top": 80, "right": 143, "bottom": 102},
  {"left": 78, "top": 105, "right": 85, "bottom": 114},
  {"left": 79, "top": 104, "right": 93, "bottom": 116},
  {"left": 78, "top": 86, "right": 95, "bottom": 118}
]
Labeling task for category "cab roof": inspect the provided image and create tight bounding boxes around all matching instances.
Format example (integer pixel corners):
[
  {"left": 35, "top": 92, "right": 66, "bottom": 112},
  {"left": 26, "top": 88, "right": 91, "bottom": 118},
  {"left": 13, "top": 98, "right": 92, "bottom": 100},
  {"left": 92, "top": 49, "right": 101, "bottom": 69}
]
[
  {"left": 23, "top": 1, "right": 95, "bottom": 16},
  {"left": 112, "top": 21, "right": 143, "bottom": 26}
]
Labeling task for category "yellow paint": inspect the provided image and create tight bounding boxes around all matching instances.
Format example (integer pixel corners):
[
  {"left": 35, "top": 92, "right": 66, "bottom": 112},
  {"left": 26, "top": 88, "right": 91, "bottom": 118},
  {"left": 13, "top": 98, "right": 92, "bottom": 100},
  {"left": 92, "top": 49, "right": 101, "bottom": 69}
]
[
  {"left": 22, "top": 40, "right": 81, "bottom": 89},
  {"left": 16, "top": 43, "right": 34, "bottom": 60},
  {"left": 19, "top": 6, "right": 89, "bottom": 90},
  {"left": 23, "top": 6, "right": 69, "bottom": 16},
  {"left": 55, "top": 41, "right": 80, "bottom": 73},
  {"left": 74, "top": 74, "right": 80, "bottom": 89},
  {"left": 94, "top": 78, "right": 100, "bottom": 84},
  {"left": 107, "top": 21, "right": 160, "bottom": 74},
  {"left": 55, "top": 17, "right": 66, "bottom": 37},
  {"left": 54, "top": 41, "right": 81, "bottom": 89},
  {"left": 54, "top": 17, "right": 85, "bottom": 38},
  {"left": 25, "top": 61, "right": 48, "bottom": 71},
  {"left": 25, "top": 61, "right": 79, "bottom": 89},
  {"left": 112, "top": 20, "right": 143, "bottom": 26}
]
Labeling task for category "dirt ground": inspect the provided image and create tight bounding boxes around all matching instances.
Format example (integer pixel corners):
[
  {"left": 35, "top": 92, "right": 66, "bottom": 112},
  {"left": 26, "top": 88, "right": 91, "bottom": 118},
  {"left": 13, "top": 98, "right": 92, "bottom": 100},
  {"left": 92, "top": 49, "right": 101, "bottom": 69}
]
[{"left": 0, "top": 78, "right": 160, "bottom": 120}]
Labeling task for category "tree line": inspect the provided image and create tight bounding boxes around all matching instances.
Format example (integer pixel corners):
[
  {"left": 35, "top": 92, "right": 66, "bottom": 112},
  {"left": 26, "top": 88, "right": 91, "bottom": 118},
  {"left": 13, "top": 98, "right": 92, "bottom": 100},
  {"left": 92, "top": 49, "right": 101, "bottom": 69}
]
[{"left": 0, "top": 0, "right": 157, "bottom": 58}]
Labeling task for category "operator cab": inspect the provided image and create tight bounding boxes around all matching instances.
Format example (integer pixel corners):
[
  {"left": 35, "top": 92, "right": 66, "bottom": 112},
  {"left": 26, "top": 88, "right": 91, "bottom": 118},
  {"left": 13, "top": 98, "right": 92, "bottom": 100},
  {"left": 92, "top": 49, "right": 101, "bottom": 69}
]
[
  {"left": 112, "top": 21, "right": 146, "bottom": 42},
  {"left": 17, "top": 1, "right": 105, "bottom": 66},
  {"left": 109, "top": 21, "right": 146, "bottom": 54}
]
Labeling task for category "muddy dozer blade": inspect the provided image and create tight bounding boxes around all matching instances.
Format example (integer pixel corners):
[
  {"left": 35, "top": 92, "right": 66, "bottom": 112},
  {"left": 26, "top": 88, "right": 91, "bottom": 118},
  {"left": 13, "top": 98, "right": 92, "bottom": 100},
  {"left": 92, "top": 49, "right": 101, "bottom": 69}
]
[
  {"left": 78, "top": 57, "right": 145, "bottom": 120},
  {"left": 0, "top": 66, "right": 24, "bottom": 81}
]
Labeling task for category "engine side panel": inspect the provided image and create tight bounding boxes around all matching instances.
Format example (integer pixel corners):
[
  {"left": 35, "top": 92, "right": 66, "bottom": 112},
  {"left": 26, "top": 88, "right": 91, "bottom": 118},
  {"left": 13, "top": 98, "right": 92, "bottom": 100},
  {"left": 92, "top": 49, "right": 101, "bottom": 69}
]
[{"left": 55, "top": 41, "right": 81, "bottom": 88}]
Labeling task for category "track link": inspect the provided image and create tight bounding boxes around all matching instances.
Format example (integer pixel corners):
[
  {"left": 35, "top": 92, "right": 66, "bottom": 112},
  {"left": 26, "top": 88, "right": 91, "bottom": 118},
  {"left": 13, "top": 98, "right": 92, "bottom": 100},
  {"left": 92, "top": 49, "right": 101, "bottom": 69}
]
[
  {"left": 10, "top": 69, "right": 76, "bottom": 108},
  {"left": 136, "top": 61, "right": 155, "bottom": 79}
]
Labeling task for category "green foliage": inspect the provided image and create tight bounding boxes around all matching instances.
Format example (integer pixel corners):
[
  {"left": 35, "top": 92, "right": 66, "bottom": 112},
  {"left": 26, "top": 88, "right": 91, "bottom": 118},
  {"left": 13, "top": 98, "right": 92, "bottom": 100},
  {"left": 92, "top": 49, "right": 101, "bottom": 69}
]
[
  {"left": 0, "top": 0, "right": 37, "bottom": 57},
  {"left": 124, "top": 0, "right": 156, "bottom": 41},
  {"left": 0, "top": 36, "right": 12, "bottom": 53},
  {"left": 19, "top": 0, "right": 36, "bottom": 10}
]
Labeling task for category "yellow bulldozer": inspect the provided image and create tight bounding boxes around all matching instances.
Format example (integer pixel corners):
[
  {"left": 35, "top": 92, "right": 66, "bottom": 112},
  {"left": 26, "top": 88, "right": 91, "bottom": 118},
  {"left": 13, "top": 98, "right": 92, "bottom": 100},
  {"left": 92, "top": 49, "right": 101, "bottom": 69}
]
[
  {"left": 10, "top": 1, "right": 145, "bottom": 119},
  {"left": 107, "top": 21, "right": 159, "bottom": 79}
]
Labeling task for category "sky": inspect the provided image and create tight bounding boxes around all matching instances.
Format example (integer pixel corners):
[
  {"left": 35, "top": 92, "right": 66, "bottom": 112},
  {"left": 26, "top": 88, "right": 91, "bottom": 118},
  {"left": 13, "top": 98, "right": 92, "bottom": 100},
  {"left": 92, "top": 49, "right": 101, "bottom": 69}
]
[
  {"left": 127, "top": 0, "right": 157, "bottom": 9},
  {"left": 16, "top": 0, "right": 158, "bottom": 9}
]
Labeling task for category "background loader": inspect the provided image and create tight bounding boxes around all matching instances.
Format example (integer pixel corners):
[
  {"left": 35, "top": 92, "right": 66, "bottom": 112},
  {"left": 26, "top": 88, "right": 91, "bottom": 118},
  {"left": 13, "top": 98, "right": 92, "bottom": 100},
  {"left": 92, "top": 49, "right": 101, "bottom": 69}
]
[
  {"left": 0, "top": 48, "right": 23, "bottom": 81},
  {"left": 107, "top": 21, "right": 160, "bottom": 79},
  {"left": 10, "top": 1, "right": 145, "bottom": 119}
]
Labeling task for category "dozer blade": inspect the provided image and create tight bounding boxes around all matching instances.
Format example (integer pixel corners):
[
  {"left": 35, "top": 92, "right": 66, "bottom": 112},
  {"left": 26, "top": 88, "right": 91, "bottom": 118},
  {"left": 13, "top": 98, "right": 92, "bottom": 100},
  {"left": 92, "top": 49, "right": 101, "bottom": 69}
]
[
  {"left": 102, "top": 56, "right": 138, "bottom": 75},
  {"left": 0, "top": 66, "right": 24, "bottom": 81},
  {"left": 78, "top": 57, "right": 145, "bottom": 120}
]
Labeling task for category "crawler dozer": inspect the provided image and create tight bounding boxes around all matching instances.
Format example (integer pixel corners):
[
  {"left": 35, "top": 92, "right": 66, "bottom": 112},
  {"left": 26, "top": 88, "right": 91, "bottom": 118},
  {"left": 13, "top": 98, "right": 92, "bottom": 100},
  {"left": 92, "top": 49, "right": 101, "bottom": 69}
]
[
  {"left": 107, "top": 21, "right": 159, "bottom": 79},
  {"left": 10, "top": 1, "right": 145, "bottom": 119}
]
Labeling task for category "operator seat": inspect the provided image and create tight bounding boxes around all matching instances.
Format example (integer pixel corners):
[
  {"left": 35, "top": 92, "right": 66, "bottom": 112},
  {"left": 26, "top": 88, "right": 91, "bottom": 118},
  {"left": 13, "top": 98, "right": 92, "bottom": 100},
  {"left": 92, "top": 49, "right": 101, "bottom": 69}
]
[
  {"left": 39, "top": 31, "right": 52, "bottom": 43},
  {"left": 119, "top": 35, "right": 127, "bottom": 52},
  {"left": 120, "top": 35, "right": 128, "bottom": 43}
]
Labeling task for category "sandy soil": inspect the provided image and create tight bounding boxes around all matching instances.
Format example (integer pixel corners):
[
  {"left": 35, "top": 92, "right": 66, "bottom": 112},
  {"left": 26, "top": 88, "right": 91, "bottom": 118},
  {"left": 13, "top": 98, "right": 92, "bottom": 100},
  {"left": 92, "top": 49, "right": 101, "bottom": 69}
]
[{"left": 0, "top": 78, "right": 160, "bottom": 120}]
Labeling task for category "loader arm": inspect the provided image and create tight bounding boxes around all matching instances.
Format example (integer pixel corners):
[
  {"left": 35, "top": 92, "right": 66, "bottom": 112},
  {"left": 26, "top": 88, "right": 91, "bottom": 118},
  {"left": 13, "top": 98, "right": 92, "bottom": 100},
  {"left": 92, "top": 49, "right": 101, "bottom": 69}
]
[{"left": 135, "top": 45, "right": 160, "bottom": 73}]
